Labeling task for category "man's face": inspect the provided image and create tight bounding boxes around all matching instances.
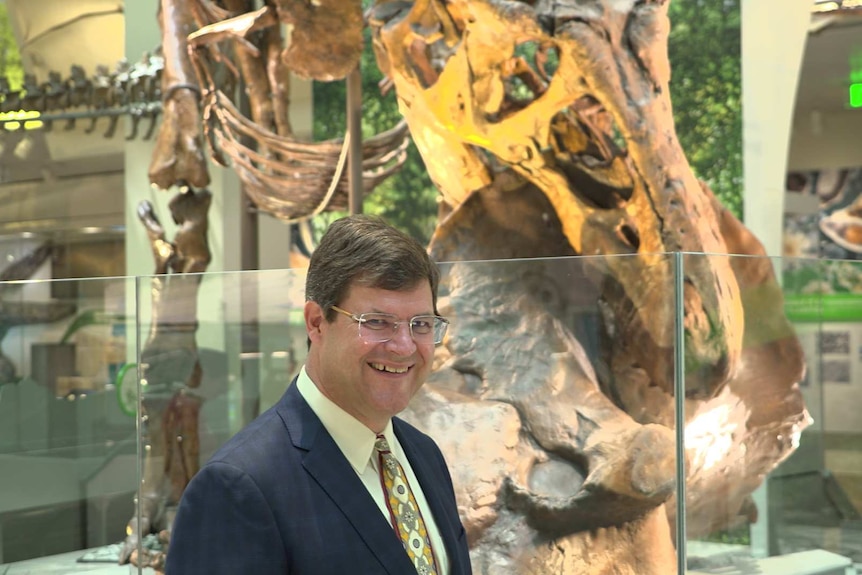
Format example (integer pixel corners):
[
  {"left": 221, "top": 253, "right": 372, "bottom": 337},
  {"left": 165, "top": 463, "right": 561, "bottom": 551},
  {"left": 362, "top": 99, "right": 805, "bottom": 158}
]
[{"left": 305, "top": 281, "right": 437, "bottom": 432}]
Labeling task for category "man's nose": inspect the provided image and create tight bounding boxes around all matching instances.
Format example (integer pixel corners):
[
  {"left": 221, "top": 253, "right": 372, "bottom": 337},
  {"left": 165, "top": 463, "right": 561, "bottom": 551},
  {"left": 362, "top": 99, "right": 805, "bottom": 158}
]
[{"left": 384, "top": 323, "right": 417, "bottom": 353}]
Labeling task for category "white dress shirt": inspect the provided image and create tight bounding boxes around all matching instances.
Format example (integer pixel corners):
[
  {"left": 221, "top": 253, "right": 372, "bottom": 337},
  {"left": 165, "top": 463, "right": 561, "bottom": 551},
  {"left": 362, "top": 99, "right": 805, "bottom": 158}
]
[{"left": 296, "top": 367, "right": 450, "bottom": 574}]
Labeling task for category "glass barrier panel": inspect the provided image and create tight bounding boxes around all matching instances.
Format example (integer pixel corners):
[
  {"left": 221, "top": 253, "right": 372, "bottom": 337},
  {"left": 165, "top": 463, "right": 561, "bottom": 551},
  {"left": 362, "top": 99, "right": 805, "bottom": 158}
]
[
  {"left": 773, "top": 257, "right": 862, "bottom": 569},
  {"left": 433, "top": 253, "right": 681, "bottom": 573},
  {"left": 0, "top": 275, "right": 138, "bottom": 572},
  {"left": 133, "top": 268, "right": 305, "bottom": 570},
  {"left": 681, "top": 254, "right": 861, "bottom": 574},
  {"left": 136, "top": 254, "right": 682, "bottom": 573}
]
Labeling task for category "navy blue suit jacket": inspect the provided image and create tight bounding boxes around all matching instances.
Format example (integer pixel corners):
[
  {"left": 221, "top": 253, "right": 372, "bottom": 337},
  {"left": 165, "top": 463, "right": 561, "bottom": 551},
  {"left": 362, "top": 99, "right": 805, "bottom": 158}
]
[{"left": 165, "top": 382, "right": 472, "bottom": 574}]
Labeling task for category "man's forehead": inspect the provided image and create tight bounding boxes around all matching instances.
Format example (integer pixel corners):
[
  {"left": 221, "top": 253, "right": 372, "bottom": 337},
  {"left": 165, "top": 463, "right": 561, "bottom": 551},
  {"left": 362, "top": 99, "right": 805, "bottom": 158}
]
[{"left": 342, "top": 280, "right": 434, "bottom": 305}]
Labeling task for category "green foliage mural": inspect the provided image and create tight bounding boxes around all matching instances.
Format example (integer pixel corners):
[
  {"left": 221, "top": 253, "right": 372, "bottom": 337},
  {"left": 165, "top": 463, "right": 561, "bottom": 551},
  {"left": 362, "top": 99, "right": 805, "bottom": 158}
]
[
  {"left": 313, "top": 0, "right": 744, "bottom": 242},
  {"left": 0, "top": 4, "right": 23, "bottom": 91},
  {"left": 668, "top": 0, "right": 743, "bottom": 219}
]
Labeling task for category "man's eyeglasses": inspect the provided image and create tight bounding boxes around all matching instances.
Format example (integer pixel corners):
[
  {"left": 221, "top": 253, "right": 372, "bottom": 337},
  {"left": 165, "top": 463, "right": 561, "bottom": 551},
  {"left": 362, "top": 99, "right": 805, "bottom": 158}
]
[{"left": 330, "top": 305, "right": 449, "bottom": 345}]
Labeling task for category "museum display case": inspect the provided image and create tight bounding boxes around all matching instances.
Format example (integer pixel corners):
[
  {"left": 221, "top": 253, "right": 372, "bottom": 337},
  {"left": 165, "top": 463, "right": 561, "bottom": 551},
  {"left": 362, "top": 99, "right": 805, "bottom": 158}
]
[
  {"left": 0, "top": 272, "right": 137, "bottom": 571},
  {"left": 2, "top": 253, "right": 861, "bottom": 574}
]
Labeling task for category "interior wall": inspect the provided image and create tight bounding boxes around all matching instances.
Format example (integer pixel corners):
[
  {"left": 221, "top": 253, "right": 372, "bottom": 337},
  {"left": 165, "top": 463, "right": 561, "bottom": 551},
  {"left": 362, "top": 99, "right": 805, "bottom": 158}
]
[
  {"left": 788, "top": 111, "right": 862, "bottom": 171},
  {"left": 742, "top": 0, "right": 813, "bottom": 257},
  {"left": 0, "top": 172, "right": 124, "bottom": 233}
]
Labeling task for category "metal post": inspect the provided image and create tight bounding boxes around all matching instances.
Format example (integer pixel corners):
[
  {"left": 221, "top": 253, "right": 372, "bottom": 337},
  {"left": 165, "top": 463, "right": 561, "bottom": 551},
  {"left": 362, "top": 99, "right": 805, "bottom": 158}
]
[
  {"left": 674, "top": 251, "right": 688, "bottom": 574},
  {"left": 346, "top": 67, "right": 363, "bottom": 215}
]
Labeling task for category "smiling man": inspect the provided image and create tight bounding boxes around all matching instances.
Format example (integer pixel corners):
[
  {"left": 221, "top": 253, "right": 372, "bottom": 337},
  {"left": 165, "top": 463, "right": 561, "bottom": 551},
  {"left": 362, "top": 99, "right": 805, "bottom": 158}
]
[{"left": 166, "top": 215, "right": 472, "bottom": 575}]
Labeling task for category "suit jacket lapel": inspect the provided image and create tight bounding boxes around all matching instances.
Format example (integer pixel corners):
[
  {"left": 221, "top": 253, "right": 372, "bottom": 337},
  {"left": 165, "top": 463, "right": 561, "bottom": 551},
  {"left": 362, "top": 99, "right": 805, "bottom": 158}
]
[{"left": 277, "top": 384, "right": 415, "bottom": 575}]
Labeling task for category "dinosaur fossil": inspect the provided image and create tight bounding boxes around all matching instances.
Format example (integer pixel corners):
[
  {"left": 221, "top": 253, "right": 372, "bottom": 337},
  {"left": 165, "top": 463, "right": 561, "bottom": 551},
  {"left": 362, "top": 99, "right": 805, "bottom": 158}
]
[
  {"left": 0, "top": 54, "right": 165, "bottom": 138},
  {"left": 367, "top": 0, "right": 808, "bottom": 571},
  {"left": 120, "top": 187, "right": 213, "bottom": 567},
  {"left": 128, "top": 1, "right": 809, "bottom": 573}
]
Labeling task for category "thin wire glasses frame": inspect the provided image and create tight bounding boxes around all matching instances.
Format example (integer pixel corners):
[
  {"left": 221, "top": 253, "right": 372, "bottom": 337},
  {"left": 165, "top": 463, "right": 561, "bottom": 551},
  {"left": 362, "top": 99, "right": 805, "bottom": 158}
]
[{"left": 330, "top": 305, "right": 449, "bottom": 345}]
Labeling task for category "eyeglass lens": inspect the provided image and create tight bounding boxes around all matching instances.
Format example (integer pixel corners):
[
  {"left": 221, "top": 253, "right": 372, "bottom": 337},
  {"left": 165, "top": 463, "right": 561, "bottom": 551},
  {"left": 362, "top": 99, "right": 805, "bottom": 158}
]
[{"left": 358, "top": 313, "right": 447, "bottom": 344}]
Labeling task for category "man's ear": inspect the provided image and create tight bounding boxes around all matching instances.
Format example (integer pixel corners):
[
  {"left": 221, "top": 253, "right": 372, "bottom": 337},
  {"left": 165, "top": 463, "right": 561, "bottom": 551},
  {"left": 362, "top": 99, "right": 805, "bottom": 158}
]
[{"left": 305, "top": 300, "right": 325, "bottom": 343}]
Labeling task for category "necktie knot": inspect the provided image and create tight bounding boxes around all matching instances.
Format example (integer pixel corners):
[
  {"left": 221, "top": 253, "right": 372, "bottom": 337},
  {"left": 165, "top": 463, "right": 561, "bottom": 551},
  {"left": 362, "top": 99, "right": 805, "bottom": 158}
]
[{"left": 375, "top": 434, "right": 391, "bottom": 453}]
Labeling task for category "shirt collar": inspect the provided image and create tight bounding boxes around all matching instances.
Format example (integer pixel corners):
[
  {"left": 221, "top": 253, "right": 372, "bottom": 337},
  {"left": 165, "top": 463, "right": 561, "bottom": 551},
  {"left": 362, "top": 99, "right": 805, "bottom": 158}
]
[{"left": 296, "top": 366, "right": 394, "bottom": 473}]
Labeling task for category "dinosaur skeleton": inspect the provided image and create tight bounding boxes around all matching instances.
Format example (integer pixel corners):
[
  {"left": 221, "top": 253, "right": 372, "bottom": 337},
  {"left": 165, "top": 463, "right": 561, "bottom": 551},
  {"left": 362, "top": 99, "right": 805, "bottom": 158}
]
[
  {"left": 0, "top": 54, "right": 165, "bottom": 139},
  {"left": 370, "top": 0, "right": 808, "bottom": 572},
  {"left": 125, "top": 0, "right": 809, "bottom": 573},
  {"left": 149, "top": 0, "right": 410, "bottom": 220},
  {"left": 119, "top": 0, "right": 405, "bottom": 567}
]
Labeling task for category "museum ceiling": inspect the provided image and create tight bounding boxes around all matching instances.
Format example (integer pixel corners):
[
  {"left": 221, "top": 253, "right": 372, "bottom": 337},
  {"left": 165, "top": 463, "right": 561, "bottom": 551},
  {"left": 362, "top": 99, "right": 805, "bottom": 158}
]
[{"left": 802, "top": 4, "right": 862, "bottom": 115}]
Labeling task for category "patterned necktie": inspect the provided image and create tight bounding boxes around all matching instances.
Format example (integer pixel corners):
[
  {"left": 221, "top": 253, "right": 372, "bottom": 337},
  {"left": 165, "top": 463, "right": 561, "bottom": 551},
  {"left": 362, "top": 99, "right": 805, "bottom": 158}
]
[{"left": 375, "top": 434, "right": 439, "bottom": 575}]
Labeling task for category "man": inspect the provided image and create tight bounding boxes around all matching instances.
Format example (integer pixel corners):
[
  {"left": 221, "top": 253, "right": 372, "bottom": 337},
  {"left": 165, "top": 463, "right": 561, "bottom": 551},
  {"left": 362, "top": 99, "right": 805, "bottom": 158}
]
[{"left": 165, "top": 215, "right": 472, "bottom": 574}]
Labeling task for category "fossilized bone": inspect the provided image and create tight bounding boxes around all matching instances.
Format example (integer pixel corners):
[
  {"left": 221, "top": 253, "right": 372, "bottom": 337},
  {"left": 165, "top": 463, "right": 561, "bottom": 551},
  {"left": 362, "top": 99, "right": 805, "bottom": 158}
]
[
  {"left": 0, "top": 242, "right": 76, "bottom": 385},
  {"left": 67, "top": 65, "right": 92, "bottom": 108},
  {"left": 0, "top": 56, "right": 165, "bottom": 138},
  {"left": 0, "top": 76, "right": 22, "bottom": 113},
  {"left": 367, "top": 0, "right": 809, "bottom": 572},
  {"left": 149, "top": 0, "right": 210, "bottom": 190},
  {"left": 148, "top": 0, "right": 409, "bottom": 220},
  {"left": 125, "top": 0, "right": 808, "bottom": 572},
  {"left": 120, "top": 187, "right": 212, "bottom": 566},
  {"left": 19, "top": 74, "right": 44, "bottom": 112},
  {"left": 371, "top": 0, "right": 745, "bottom": 396},
  {"left": 86, "top": 65, "right": 117, "bottom": 133}
]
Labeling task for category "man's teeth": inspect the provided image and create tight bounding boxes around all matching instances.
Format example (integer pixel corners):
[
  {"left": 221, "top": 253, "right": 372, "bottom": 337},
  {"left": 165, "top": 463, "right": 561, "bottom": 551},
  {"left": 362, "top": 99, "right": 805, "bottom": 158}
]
[{"left": 370, "top": 363, "right": 408, "bottom": 374}]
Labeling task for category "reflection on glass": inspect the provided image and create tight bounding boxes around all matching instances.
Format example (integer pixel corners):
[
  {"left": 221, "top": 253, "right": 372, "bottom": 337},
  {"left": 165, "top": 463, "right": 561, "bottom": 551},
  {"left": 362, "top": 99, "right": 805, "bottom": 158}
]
[
  {"left": 3, "top": 255, "right": 860, "bottom": 573},
  {"left": 685, "top": 255, "right": 861, "bottom": 572},
  {"left": 0, "top": 276, "right": 137, "bottom": 568}
]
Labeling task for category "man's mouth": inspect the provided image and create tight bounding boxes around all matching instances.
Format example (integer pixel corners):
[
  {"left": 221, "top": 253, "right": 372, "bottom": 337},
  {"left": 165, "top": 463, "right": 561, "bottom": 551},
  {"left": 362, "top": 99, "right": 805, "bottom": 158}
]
[{"left": 370, "top": 362, "right": 409, "bottom": 374}]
